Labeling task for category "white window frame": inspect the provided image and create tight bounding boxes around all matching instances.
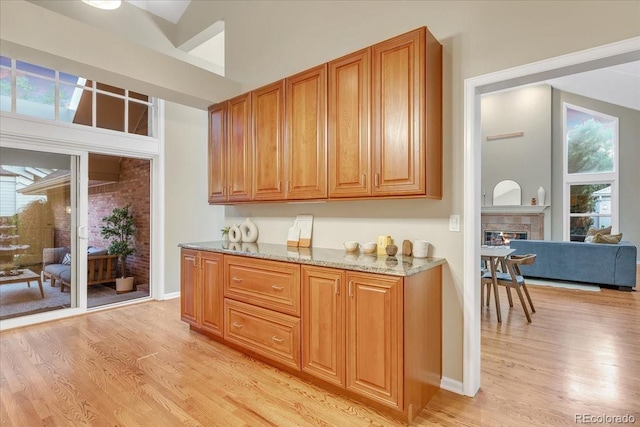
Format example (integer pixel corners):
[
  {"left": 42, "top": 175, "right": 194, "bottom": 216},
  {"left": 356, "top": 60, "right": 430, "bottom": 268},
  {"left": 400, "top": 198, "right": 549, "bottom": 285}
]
[
  {"left": 562, "top": 102, "right": 619, "bottom": 240},
  {"left": 1, "top": 56, "right": 155, "bottom": 137}
]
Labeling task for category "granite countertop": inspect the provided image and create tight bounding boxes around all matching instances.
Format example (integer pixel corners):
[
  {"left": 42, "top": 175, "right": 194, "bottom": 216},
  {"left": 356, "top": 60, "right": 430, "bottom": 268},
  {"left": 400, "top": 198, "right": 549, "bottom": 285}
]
[{"left": 179, "top": 241, "right": 446, "bottom": 277}]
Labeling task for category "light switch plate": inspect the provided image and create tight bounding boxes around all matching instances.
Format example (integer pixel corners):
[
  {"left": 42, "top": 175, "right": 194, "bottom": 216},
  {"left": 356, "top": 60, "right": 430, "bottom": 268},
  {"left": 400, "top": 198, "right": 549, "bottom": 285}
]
[{"left": 449, "top": 215, "right": 460, "bottom": 232}]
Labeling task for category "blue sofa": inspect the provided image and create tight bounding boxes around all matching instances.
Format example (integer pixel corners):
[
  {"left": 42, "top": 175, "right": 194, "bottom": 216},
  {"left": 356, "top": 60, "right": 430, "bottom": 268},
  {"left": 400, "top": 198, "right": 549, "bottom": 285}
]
[{"left": 510, "top": 240, "right": 637, "bottom": 291}]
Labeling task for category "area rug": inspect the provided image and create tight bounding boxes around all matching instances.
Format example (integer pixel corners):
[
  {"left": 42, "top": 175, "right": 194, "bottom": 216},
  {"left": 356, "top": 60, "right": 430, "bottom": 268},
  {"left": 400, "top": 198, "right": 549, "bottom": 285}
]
[
  {"left": 1, "top": 279, "right": 150, "bottom": 320},
  {"left": 526, "top": 278, "right": 600, "bottom": 292}
]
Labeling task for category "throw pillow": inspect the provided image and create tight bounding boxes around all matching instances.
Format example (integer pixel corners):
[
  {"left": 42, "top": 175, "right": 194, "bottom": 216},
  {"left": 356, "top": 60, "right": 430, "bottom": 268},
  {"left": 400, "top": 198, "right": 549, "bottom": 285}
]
[
  {"left": 584, "top": 226, "right": 613, "bottom": 242},
  {"left": 62, "top": 253, "right": 72, "bottom": 265},
  {"left": 593, "top": 233, "right": 623, "bottom": 244},
  {"left": 586, "top": 226, "right": 612, "bottom": 237}
]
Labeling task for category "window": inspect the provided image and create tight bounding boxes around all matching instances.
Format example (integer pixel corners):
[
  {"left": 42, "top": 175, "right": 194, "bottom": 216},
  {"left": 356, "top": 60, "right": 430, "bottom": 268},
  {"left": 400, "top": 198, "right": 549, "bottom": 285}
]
[
  {"left": 0, "top": 56, "right": 154, "bottom": 137},
  {"left": 563, "top": 103, "right": 618, "bottom": 241}
]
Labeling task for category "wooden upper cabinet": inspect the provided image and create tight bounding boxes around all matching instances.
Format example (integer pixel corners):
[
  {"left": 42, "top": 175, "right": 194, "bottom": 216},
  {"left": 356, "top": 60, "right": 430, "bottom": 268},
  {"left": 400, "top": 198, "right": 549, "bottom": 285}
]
[
  {"left": 208, "top": 103, "right": 227, "bottom": 203},
  {"left": 252, "top": 80, "right": 285, "bottom": 200},
  {"left": 371, "top": 27, "right": 439, "bottom": 197},
  {"left": 227, "top": 93, "right": 252, "bottom": 202},
  {"left": 207, "top": 27, "right": 441, "bottom": 204},
  {"left": 285, "top": 64, "right": 328, "bottom": 200},
  {"left": 328, "top": 49, "right": 371, "bottom": 198}
]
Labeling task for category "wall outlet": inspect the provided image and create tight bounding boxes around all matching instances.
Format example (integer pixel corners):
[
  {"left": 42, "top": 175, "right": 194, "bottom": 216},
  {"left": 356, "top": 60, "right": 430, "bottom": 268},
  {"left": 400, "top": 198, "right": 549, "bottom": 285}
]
[{"left": 449, "top": 215, "right": 460, "bottom": 232}]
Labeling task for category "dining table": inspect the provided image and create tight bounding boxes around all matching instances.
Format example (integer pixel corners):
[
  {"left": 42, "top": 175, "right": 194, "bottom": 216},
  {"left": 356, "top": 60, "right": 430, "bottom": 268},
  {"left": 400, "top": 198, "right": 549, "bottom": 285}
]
[{"left": 480, "top": 246, "right": 516, "bottom": 322}]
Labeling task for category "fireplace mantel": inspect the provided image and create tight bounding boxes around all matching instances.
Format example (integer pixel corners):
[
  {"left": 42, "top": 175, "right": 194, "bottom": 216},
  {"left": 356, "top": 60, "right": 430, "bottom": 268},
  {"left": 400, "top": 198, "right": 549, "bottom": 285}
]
[{"left": 481, "top": 205, "right": 549, "bottom": 214}]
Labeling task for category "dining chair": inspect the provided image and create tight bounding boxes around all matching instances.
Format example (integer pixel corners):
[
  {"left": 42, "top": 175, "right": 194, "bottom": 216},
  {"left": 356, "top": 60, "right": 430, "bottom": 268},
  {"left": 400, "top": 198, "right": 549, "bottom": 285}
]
[{"left": 482, "top": 254, "right": 536, "bottom": 322}]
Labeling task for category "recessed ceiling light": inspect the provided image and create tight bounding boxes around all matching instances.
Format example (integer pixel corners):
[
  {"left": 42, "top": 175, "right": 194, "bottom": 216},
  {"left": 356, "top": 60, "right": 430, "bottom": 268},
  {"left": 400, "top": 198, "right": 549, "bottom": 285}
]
[{"left": 81, "top": 0, "right": 122, "bottom": 10}]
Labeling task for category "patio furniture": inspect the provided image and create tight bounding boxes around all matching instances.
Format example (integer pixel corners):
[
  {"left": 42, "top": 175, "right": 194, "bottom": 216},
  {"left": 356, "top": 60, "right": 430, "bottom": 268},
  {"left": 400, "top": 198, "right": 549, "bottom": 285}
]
[
  {"left": 0, "top": 268, "right": 44, "bottom": 298},
  {"left": 42, "top": 247, "right": 118, "bottom": 292}
]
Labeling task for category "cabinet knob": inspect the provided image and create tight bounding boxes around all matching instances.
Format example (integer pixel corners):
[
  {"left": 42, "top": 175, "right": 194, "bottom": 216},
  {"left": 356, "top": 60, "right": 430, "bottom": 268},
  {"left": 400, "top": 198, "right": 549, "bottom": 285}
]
[
  {"left": 271, "top": 336, "right": 285, "bottom": 343},
  {"left": 232, "top": 322, "right": 243, "bottom": 329},
  {"left": 271, "top": 285, "right": 284, "bottom": 291}
]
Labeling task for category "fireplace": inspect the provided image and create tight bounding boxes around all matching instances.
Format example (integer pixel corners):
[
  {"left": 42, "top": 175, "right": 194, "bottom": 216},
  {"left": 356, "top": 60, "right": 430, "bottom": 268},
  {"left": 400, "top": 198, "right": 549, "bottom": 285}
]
[
  {"left": 481, "top": 211, "right": 544, "bottom": 244},
  {"left": 484, "top": 230, "right": 528, "bottom": 246}
]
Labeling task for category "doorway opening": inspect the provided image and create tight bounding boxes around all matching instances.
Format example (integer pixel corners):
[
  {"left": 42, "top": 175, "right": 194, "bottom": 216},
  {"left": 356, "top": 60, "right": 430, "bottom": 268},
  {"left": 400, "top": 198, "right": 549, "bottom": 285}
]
[{"left": 463, "top": 37, "right": 640, "bottom": 396}]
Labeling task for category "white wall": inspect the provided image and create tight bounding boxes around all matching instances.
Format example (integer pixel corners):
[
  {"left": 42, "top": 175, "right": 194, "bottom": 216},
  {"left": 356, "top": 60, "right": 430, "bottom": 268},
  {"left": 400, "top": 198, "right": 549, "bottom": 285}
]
[
  {"left": 481, "top": 85, "right": 552, "bottom": 207},
  {"left": 163, "top": 102, "right": 224, "bottom": 293},
  {"left": 3, "top": 0, "right": 640, "bottom": 385}
]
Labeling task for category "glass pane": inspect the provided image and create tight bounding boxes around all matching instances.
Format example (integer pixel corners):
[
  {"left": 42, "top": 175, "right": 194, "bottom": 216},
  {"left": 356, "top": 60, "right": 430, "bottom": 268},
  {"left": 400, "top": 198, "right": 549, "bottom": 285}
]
[
  {"left": 0, "top": 68, "right": 10, "bottom": 112},
  {"left": 16, "top": 61, "right": 55, "bottom": 79},
  {"left": 569, "top": 183, "right": 610, "bottom": 214},
  {"left": 59, "top": 83, "right": 92, "bottom": 126},
  {"left": 15, "top": 73, "right": 55, "bottom": 120},
  {"left": 0, "top": 56, "right": 11, "bottom": 67},
  {"left": 87, "top": 155, "right": 151, "bottom": 306},
  {"left": 96, "top": 82, "right": 125, "bottom": 96},
  {"left": 59, "top": 72, "right": 83, "bottom": 85},
  {"left": 129, "top": 90, "right": 148, "bottom": 102},
  {"left": 566, "top": 106, "right": 616, "bottom": 174},
  {"left": 128, "top": 100, "right": 149, "bottom": 135},
  {"left": 0, "top": 148, "right": 77, "bottom": 320},
  {"left": 570, "top": 215, "right": 612, "bottom": 240},
  {"left": 96, "top": 93, "right": 124, "bottom": 132}
]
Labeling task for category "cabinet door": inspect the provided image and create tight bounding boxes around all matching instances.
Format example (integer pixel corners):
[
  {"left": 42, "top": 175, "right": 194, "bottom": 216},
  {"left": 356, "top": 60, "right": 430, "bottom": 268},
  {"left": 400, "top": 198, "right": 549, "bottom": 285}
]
[
  {"left": 285, "top": 64, "right": 327, "bottom": 200},
  {"left": 200, "top": 252, "right": 224, "bottom": 337},
  {"left": 208, "top": 103, "right": 227, "bottom": 203},
  {"left": 328, "top": 49, "right": 371, "bottom": 198},
  {"left": 346, "top": 272, "right": 403, "bottom": 409},
  {"left": 371, "top": 28, "right": 426, "bottom": 196},
  {"left": 252, "top": 80, "right": 285, "bottom": 200},
  {"left": 180, "top": 249, "right": 199, "bottom": 326},
  {"left": 227, "top": 93, "right": 252, "bottom": 202},
  {"left": 301, "top": 266, "right": 345, "bottom": 387}
]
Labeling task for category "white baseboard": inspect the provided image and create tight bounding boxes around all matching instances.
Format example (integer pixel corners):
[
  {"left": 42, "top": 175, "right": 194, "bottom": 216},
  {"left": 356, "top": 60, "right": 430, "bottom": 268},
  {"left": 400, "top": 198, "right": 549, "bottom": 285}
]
[
  {"left": 440, "top": 376, "right": 464, "bottom": 395},
  {"left": 162, "top": 291, "right": 180, "bottom": 300}
]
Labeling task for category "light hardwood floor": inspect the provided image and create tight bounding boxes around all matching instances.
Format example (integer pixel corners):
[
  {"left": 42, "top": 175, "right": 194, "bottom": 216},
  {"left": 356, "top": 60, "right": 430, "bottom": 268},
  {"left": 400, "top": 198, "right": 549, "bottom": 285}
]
[{"left": 1, "top": 284, "right": 638, "bottom": 426}]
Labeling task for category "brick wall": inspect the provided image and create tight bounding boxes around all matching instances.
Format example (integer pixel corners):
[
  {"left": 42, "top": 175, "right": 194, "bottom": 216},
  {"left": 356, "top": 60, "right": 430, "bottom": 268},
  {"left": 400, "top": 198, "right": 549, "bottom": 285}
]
[
  {"left": 88, "top": 158, "right": 150, "bottom": 286},
  {"left": 49, "top": 188, "right": 71, "bottom": 248}
]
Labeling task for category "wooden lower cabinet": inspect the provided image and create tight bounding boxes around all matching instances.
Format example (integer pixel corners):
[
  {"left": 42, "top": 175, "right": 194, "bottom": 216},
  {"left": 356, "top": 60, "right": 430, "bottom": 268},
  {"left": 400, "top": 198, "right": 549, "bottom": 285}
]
[
  {"left": 346, "top": 272, "right": 403, "bottom": 409},
  {"left": 181, "top": 250, "right": 442, "bottom": 422},
  {"left": 180, "top": 249, "right": 224, "bottom": 337},
  {"left": 301, "top": 266, "right": 346, "bottom": 387},
  {"left": 224, "top": 298, "right": 300, "bottom": 370}
]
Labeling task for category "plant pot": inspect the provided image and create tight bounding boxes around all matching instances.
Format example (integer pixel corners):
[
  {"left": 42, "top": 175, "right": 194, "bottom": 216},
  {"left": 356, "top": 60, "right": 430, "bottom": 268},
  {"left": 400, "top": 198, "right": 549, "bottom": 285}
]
[{"left": 116, "top": 276, "right": 135, "bottom": 294}]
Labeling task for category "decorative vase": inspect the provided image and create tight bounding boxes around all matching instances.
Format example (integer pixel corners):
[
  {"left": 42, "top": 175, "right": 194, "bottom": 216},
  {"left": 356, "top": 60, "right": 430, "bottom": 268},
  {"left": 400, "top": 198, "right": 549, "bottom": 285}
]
[
  {"left": 240, "top": 218, "right": 258, "bottom": 243},
  {"left": 228, "top": 225, "right": 242, "bottom": 242},
  {"left": 537, "top": 186, "right": 546, "bottom": 206}
]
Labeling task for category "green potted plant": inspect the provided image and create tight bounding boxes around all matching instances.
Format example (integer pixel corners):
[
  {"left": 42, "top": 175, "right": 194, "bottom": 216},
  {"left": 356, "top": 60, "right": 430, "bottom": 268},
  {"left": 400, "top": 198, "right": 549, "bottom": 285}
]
[
  {"left": 100, "top": 205, "right": 136, "bottom": 293},
  {"left": 221, "top": 226, "right": 230, "bottom": 240}
]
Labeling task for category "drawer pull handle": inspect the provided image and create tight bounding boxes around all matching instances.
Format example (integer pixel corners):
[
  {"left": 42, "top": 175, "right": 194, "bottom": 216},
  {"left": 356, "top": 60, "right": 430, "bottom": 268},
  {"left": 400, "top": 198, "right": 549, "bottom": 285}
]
[
  {"left": 349, "top": 280, "right": 353, "bottom": 297},
  {"left": 231, "top": 277, "right": 243, "bottom": 282},
  {"left": 334, "top": 279, "right": 340, "bottom": 295},
  {"left": 232, "top": 322, "right": 243, "bottom": 329},
  {"left": 271, "top": 285, "right": 284, "bottom": 291},
  {"left": 271, "top": 336, "right": 285, "bottom": 343}
]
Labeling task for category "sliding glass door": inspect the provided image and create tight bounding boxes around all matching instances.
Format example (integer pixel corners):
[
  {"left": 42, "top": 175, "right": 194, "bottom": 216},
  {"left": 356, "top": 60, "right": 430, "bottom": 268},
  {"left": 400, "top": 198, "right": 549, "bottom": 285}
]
[{"left": 0, "top": 147, "right": 84, "bottom": 322}]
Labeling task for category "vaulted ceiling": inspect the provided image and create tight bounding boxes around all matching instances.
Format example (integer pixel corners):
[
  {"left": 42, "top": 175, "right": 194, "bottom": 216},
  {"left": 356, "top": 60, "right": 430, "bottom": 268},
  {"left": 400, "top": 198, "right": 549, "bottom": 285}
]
[{"left": 16, "top": 1, "right": 640, "bottom": 111}]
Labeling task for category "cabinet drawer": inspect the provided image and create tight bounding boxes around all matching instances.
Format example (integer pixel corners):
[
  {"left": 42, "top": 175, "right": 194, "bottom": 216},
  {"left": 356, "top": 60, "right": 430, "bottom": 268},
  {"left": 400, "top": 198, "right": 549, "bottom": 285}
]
[
  {"left": 224, "top": 255, "right": 301, "bottom": 316},
  {"left": 224, "top": 299, "right": 301, "bottom": 370}
]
